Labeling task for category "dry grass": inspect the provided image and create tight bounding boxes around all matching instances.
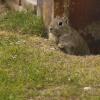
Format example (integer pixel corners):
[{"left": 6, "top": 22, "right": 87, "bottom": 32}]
[
  {"left": 0, "top": 9, "right": 100, "bottom": 100},
  {"left": 0, "top": 31, "right": 100, "bottom": 100}
]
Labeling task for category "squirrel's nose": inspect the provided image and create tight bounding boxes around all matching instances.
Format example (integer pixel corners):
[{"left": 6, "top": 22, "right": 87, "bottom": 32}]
[{"left": 58, "top": 43, "right": 64, "bottom": 48}]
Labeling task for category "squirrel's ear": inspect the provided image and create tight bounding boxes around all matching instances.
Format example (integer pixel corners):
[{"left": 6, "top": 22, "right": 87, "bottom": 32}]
[
  {"left": 65, "top": 17, "right": 69, "bottom": 24},
  {"left": 56, "top": 16, "right": 59, "bottom": 19},
  {"left": 62, "top": 16, "right": 69, "bottom": 24},
  {"left": 62, "top": 15, "right": 66, "bottom": 19}
]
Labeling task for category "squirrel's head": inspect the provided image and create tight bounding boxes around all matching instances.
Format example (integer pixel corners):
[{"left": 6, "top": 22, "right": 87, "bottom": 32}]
[{"left": 48, "top": 16, "right": 69, "bottom": 36}]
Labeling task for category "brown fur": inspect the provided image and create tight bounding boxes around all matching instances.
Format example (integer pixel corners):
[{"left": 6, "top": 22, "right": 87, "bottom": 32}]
[{"left": 48, "top": 17, "right": 90, "bottom": 55}]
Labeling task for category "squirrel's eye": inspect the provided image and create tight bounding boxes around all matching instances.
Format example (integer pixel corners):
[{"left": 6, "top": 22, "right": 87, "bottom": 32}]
[{"left": 58, "top": 22, "right": 63, "bottom": 26}]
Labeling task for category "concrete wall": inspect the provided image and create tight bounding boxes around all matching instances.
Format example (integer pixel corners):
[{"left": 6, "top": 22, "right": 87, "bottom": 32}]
[
  {"left": 5, "top": 0, "right": 37, "bottom": 12},
  {"left": 22, "top": 0, "right": 37, "bottom": 11}
]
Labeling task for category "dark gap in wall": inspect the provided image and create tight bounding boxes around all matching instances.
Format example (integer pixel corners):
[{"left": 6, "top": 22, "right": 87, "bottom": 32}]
[
  {"left": 19, "top": 0, "right": 22, "bottom": 6},
  {"left": 68, "top": 0, "right": 100, "bottom": 54}
]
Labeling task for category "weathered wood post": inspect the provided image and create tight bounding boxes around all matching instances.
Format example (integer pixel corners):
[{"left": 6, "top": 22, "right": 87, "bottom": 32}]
[
  {"left": 37, "top": 0, "right": 54, "bottom": 28},
  {"left": 37, "top": 0, "right": 43, "bottom": 17}
]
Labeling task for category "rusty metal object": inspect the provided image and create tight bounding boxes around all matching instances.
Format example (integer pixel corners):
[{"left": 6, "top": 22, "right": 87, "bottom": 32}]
[{"left": 37, "top": 0, "right": 100, "bottom": 28}]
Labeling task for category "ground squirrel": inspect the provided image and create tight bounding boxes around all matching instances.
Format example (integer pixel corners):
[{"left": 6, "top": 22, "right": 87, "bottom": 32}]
[{"left": 48, "top": 17, "right": 90, "bottom": 55}]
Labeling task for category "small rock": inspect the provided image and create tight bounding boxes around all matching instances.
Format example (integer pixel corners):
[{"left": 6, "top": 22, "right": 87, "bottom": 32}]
[
  {"left": 50, "top": 47, "right": 56, "bottom": 50},
  {"left": 83, "top": 86, "right": 92, "bottom": 91}
]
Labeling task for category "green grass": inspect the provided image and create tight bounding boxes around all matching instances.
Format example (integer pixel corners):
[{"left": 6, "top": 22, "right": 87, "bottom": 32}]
[
  {"left": 0, "top": 11, "right": 44, "bottom": 36},
  {"left": 0, "top": 31, "right": 100, "bottom": 100},
  {"left": 0, "top": 11, "right": 100, "bottom": 100}
]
